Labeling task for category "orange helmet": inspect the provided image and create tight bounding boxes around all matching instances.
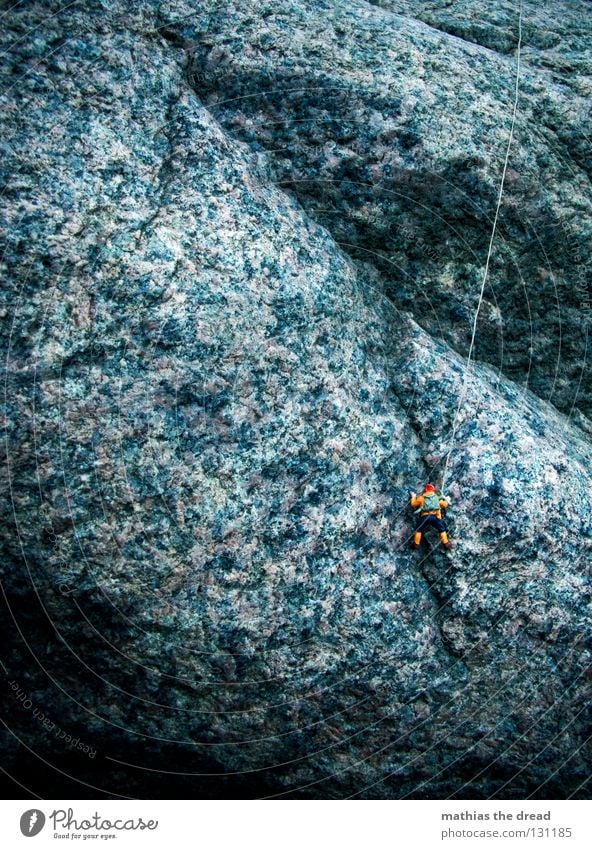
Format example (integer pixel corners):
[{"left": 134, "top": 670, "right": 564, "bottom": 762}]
[{"left": 424, "top": 483, "right": 435, "bottom": 493}]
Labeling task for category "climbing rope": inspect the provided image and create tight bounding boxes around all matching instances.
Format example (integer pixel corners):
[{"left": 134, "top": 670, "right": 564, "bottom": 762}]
[{"left": 440, "top": 0, "right": 524, "bottom": 493}]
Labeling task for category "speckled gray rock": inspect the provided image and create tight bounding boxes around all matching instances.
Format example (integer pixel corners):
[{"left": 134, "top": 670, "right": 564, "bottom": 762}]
[
  {"left": 1, "top": 0, "right": 592, "bottom": 800},
  {"left": 370, "top": 0, "right": 592, "bottom": 77},
  {"left": 179, "top": 0, "right": 592, "bottom": 423}
]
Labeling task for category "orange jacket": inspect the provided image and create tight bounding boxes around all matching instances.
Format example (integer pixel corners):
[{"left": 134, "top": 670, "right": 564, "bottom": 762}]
[{"left": 410, "top": 491, "right": 449, "bottom": 519}]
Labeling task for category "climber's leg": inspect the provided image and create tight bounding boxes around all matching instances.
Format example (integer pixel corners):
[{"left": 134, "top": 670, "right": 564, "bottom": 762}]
[
  {"left": 439, "top": 530, "right": 452, "bottom": 548},
  {"left": 425, "top": 515, "right": 452, "bottom": 549},
  {"left": 437, "top": 519, "right": 453, "bottom": 550},
  {"left": 412, "top": 515, "right": 428, "bottom": 550}
]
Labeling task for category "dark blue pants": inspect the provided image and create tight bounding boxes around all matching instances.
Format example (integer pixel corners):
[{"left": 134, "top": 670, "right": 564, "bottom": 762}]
[{"left": 415, "top": 514, "right": 446, "bottom": 534}]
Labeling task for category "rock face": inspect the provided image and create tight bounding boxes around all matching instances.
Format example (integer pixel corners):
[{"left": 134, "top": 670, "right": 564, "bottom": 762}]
[
  {"left": 184, "top": 0, "right": 592, "bottom": 422},
  {"left": 1, "top": 0, "right": 591, "bottom": 799}
]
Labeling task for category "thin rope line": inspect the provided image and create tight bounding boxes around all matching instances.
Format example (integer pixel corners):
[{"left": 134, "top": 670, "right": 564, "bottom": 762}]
[{"left": 441, "top": 0, "right": 523, "bottom": 492}]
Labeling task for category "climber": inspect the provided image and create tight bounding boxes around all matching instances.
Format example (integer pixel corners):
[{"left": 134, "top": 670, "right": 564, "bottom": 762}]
[{"left": 410, "top": 483, "right": 452, "bottom": 550}]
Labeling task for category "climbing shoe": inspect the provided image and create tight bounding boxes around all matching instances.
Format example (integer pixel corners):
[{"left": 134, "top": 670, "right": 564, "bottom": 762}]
[
  {"left": 441, "top": 540, "right": 453, "bottom": 550},
  {"left": 411, "top": 540, "right": 420, "bottom": 550}
]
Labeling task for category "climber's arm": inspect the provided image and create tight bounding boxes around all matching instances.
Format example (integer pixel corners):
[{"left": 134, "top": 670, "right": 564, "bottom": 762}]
[
  {"left": 410, "top": 493, "right": 423, "bottom": 509},
  {"left": 439, "top": 497, "right": 449, "bottom": 510}
]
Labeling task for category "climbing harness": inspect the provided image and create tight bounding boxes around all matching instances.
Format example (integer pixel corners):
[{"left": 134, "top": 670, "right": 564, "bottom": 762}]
[{"left": 440, "top": 0, "right": 524, "bottom": 493}]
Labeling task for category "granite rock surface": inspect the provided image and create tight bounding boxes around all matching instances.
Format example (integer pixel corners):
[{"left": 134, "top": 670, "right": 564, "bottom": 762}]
[
  {"left": 183, "top": 0, "right": 592, "bottom": 422},
  {"left": 1, "top": 0, "right": 592, "bottom": 799}
]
